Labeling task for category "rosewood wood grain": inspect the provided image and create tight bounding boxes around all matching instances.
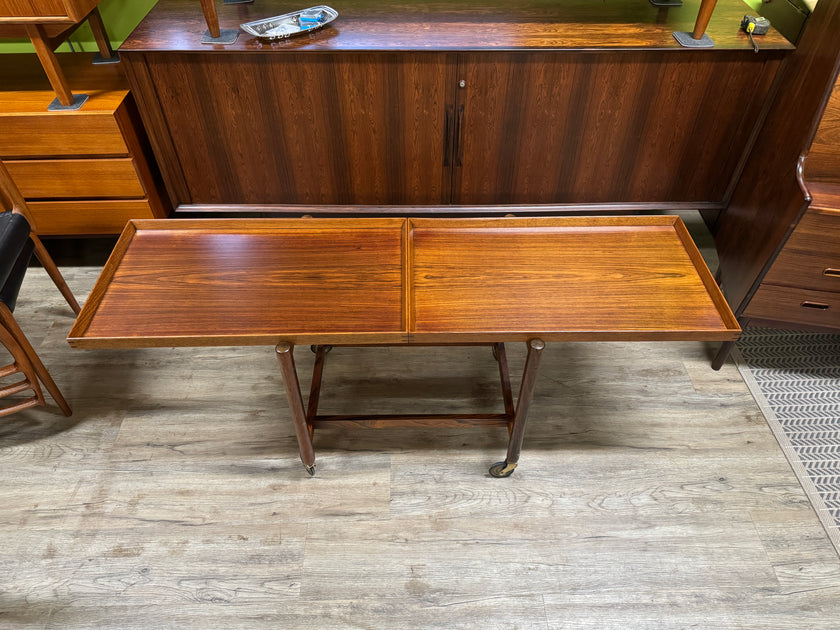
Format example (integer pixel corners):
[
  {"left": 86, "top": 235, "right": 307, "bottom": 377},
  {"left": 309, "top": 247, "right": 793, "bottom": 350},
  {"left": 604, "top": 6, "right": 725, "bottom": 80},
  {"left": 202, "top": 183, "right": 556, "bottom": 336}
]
[
  {"left": 760, "top": 208, "right": 840, "bottom": 293},
  {"left": 805, "top": 78, "right": 840, "bottom": 185},
  {"left": 120, "top": 55, "right": 191, "bottom": 208},
  {"left": 119, "top": 1, "right": 789, "bottom": 210},
  {"left": 118, "top": 0, "right": 792, "bottom": 52},
  {"left": 67, "top": 215, "right": 739, "bottom": 349},
  {"left": 408, "top": 217, "right": 738, "bottom": 337},
  {"left": 141, "top": 52, "right": 449, "bottom": 206},
  {"left": 453, "top": 51, "right": 781, "bottom": 205}
]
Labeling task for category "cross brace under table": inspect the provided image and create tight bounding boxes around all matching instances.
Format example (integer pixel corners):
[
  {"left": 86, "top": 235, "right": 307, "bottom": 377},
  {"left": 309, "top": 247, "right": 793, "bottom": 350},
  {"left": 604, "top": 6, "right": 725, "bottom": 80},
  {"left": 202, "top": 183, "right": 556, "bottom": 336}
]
[{"left": 275, "top": 340, "right": 546, "bottom": 477}]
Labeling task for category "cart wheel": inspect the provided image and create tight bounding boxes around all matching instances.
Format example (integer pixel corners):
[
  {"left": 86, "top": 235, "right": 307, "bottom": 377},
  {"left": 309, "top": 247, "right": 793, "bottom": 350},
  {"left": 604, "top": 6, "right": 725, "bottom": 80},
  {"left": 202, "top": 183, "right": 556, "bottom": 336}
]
[
  {"left": 489, "top": 461, "right": 517, "bottom": 478},
  {"left": 304, "top": 463, "right": 316, "bottom": 476}
]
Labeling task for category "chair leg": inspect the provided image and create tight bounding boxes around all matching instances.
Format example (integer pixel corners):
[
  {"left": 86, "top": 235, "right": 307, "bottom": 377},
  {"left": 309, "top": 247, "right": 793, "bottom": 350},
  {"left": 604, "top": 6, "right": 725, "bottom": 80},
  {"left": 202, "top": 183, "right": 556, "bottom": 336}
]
[
  {"left": 0, "top": 324, "right": 45, "bottom": 416},
  {"left": 0, "top": 304, "right": 71, "bottom": 416},
  {"left": 31, "top": 234, "right": 81, "bottom": 315}
]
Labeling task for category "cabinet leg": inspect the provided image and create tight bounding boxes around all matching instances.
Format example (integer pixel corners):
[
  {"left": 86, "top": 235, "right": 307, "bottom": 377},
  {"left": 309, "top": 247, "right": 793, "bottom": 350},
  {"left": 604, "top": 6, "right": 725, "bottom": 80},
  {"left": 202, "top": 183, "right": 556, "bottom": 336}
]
[{"left": 712, "top": 339, "right": 737, "bottom": 370}]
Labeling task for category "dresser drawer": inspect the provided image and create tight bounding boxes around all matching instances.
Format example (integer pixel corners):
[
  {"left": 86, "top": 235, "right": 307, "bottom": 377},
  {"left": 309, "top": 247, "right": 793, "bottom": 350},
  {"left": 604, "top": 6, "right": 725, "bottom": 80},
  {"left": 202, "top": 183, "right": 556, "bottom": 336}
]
[
  {"left": 744, "top": 284, "right": 840, "bottom": 328},
  {"left": 26, "top": 199, "right": 158, "bottom": 235},
  {"left": 0, "top": 111, "right": 129, "bottom": 158},
  {"left": 4, "top": 158, "right": 146, "bottom": 199},
  {"left": 762, "top": 209, "right": 840, "bottom": 292},
  {"left": 0, "top": 89, "right": 132, "bottom": 158}
]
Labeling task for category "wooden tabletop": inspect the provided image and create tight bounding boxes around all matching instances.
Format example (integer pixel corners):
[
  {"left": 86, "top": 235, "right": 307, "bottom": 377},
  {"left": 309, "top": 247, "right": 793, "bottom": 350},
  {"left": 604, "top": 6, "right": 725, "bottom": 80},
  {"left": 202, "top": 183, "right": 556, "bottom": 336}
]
[
  {"left": 118, "top": 0, "right": 792, "bottom": 53},
  {"left": 68, "top": 216, "right": 740, "bottom": 348}
]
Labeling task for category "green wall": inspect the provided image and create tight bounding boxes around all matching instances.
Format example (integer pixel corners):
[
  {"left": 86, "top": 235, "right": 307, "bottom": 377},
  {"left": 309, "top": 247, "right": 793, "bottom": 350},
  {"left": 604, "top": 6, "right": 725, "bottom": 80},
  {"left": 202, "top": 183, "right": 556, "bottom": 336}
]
[{"left": 0, "top": 0, "right": 157, "bottom": 53}]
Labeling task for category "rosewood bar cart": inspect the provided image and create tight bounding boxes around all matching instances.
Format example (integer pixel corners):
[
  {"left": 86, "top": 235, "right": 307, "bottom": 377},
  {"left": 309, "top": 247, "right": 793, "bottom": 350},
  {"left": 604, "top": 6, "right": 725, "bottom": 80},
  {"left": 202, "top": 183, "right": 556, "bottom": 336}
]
[{"left": 68, "top": 215, "right": 740, "bottom": 476}]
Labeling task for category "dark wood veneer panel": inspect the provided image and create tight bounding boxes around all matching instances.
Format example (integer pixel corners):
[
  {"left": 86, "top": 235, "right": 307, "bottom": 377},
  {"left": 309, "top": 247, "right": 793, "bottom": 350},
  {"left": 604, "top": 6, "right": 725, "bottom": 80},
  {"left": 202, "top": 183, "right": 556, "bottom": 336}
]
[
  {"left": 83, "top": 224, "right": 406, "bottom": 340},
  {"left": 454, "top": 52, "right": 777, "bottom": 205},
  {"left": 145, "top": 52, "right": 449, "bottom": 206},
  {"left": 807, "top": 78, "right": 840, "bottom": 184}
]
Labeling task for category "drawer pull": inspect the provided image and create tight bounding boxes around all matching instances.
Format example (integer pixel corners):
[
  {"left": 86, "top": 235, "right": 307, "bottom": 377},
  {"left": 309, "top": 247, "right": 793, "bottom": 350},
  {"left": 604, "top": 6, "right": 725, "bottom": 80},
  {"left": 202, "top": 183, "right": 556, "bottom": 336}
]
[
  {"left": 824, "top": 268, "right": 840, "bottom": 278},
  {"left": 801, "top": 301, "right": 830, "bottom": 310}
]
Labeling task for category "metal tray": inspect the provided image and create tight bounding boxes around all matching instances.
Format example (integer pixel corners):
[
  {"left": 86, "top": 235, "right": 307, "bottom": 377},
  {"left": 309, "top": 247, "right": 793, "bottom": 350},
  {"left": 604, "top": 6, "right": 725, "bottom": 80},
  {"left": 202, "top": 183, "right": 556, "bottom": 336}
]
[{"left": 240, "top": 6, "right": 338, "bottom": 40}]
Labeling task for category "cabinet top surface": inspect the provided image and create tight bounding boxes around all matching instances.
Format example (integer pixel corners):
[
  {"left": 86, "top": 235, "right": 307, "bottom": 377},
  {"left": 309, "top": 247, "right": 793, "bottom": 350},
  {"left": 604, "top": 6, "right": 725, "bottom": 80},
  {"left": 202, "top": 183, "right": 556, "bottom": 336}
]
[
  {"left": 68, "top": 215, "right": 739, "bottom": 348},
  {"left": 119, "top": 0, "right": 793, "bottom": 53}
]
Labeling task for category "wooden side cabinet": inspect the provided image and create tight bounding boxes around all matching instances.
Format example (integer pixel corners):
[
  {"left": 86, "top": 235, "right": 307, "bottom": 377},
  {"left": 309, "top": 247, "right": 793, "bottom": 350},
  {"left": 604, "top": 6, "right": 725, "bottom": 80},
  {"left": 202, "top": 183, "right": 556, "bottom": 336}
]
[
  {"left": 119, "top": 0, "right": 792, "bottom": 214},
  {"left": 0, "top": 53, "right": 169, "bottom": 235},
  {"left": 741, "top": 73, "right": 840, "bottom": 330},
  {"left": 712, "top": 0, "right": 840, "bottom": 355}
]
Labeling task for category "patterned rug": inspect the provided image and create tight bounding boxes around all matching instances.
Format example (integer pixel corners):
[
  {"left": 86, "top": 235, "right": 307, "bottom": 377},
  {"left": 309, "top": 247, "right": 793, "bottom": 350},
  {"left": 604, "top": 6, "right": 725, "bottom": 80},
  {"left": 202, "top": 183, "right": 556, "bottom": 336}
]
[{"left": 735, "top": 327, "right": 840, "bottom": 556}]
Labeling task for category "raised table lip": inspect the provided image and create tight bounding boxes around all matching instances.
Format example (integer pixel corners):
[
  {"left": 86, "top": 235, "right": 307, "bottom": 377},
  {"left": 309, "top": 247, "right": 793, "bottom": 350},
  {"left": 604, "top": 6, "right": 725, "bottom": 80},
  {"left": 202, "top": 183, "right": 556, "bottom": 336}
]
[
  {"left": 117, "top": 0, "right": 793, "bottom": 53},
  {"left": 68, "top": 215, "right": 740, "bottom": 349}
]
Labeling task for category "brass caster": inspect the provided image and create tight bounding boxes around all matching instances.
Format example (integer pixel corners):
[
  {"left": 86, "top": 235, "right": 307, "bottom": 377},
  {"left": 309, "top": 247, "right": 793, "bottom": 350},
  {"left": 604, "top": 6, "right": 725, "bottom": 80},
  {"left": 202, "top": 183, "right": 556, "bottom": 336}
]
[
  {"left": 489, "top": 461, "right": 517, "bottom": 478},
  {"left": 304, "top": 463, "right": 316, "bottom": 476}
]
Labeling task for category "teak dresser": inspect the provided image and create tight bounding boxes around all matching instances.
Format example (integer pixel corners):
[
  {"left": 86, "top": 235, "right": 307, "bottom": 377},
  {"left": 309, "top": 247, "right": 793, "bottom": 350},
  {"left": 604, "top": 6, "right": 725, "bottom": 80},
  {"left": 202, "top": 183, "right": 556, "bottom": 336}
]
[{"left": 0, "top": 53, "right": 169, "bottom": 235}]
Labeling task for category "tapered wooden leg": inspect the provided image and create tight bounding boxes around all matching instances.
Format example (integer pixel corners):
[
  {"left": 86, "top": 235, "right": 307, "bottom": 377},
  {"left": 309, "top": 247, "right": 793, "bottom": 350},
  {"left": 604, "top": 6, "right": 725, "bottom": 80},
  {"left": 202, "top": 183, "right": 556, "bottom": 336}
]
[
  {"left": 31, "top": 235, "right": 81, "bottom": 315},
  {"left": 489, "top": 338, "right": 545, "bottom": 477},
  {"left": 199, "top": 0, "right": 221, "bottom": 38},
  {"left": 87, "top": 7, "right": 118, "bottom": 62},
  {"left": 26, "top": 24, "right": 75, "bottom": 107},
  {"left": 0, "top": 305, "right": 71, "bottom": 416},
  {"left": 692, "top": 0, "right": 719, "bottom": 39},
  {"left": 275, "top": 342, "right": 316, "bottom": 475}
]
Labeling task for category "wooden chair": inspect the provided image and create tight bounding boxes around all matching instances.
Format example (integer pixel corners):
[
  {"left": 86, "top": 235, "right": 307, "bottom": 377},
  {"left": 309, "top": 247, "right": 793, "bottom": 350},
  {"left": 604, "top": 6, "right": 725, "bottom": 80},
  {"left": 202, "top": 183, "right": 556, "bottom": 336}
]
[{"left": 0, "top": 158, "right": 81, "bottom": 416}]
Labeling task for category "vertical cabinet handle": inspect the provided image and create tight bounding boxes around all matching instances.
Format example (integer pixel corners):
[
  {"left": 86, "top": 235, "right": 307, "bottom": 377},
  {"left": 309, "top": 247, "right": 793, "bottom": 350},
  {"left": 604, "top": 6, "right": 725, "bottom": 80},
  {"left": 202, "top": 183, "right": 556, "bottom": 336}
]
[
  {"left": 443, "top": 106, "right": 454, "bottom": 167},
  {"left": 453, "top": 104, "right": 465, "bottom": 167}
]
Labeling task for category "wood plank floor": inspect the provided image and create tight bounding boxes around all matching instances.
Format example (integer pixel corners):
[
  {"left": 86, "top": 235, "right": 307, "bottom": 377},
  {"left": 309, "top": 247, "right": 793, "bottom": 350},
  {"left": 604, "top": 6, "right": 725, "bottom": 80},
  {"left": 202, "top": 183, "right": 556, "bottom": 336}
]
[{"left": 2, "top": 217, "right": 840, "bottom": 628}]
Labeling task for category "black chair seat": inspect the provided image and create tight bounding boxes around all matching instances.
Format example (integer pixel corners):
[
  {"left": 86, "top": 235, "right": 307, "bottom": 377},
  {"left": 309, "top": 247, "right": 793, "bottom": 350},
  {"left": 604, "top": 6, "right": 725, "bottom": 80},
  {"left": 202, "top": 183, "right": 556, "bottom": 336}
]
[{"left": 0, "top": 211, "right": 34, "bottom": 313}]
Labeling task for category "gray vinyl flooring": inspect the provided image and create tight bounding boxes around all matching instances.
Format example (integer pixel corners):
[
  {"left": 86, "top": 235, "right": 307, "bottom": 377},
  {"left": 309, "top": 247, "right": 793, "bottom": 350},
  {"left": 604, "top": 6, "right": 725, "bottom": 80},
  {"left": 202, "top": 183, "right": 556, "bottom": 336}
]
[{"left": 2, "top": 217, "right": 840, "bottom": 628}]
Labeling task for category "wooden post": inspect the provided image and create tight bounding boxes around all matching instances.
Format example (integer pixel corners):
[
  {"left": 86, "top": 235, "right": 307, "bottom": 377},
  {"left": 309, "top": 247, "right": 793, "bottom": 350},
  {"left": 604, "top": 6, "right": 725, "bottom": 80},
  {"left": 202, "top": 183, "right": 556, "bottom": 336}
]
[
  {"left": 692, "top": 0, "right": 719, "bottom": 40},
  {"left": 199, "top": 0, "right": 221, "bottom": 38},
  {"left": 25, "top": 24, "right": 74, "bottom": 107},
  {"left": 87, "top": 6, "right": 117, "bottom": 61}
]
